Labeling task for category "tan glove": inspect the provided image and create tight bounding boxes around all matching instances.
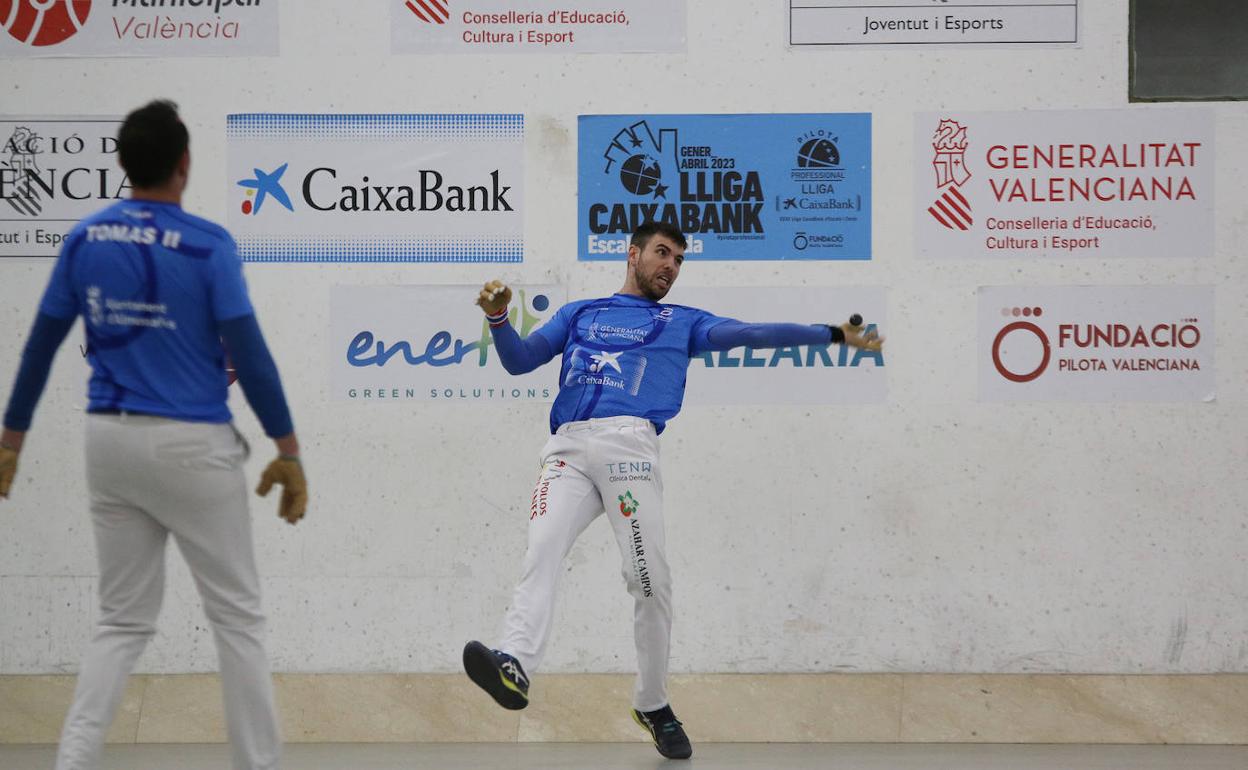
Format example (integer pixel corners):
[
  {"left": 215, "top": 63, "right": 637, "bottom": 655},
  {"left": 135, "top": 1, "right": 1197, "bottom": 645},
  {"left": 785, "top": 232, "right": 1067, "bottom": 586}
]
[
  {"left": 0, "top": 446, "right": 16, "bottom": 499},
  {"left": 475, "top": 280, "right": 512, "bottom": 316},
  {"left": 256, "top": 456, "right": 307, "bottom": 524},
  {"left": 839, "top": 319, "right": 884, "bottom": 352}
]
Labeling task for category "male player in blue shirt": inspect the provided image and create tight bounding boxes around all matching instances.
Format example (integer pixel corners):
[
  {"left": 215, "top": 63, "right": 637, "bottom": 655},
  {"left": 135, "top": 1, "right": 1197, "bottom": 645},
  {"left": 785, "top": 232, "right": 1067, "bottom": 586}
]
[
  {"left": 0, "top": 101, "right": 305, "bottom": 770},
  {"left": 463, "top": 221, "right": 882, "bottom": 759}
]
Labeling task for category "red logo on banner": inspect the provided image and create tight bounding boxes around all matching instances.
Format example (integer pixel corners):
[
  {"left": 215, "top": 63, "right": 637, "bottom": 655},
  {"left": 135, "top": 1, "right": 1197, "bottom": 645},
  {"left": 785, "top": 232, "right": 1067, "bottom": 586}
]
[
  {"left": 992, "top": 308, "right": 1050, "bottom": 383},
  {"left": 929, "top": 118, "right": 973, "bottom": 230},
  {"left": 406, "top": 0, "right": 448, "bottom": 24},
  {"left": 0, "top": 0, "right": 92, "bottom": 46}
]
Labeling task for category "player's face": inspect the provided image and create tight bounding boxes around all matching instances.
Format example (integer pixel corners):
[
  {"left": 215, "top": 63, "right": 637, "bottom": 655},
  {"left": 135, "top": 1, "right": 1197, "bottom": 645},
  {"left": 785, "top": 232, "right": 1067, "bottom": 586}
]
[{"left": 630, "top": 235, "right": 685, "bottom": 301}]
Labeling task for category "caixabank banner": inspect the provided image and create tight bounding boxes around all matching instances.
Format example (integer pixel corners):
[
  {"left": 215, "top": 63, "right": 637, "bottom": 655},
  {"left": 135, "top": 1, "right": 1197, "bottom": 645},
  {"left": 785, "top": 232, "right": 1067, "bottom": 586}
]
[
  {"left": 676, "top": 287, "right": 887, "bottom": 405},
  {"left": 915, "top": 108, "right": 1214, "bottom": 259},
  {"left": 0, "top": 0, "right": 279, "bottom": 57},
  {"left": 227, "top": 113, "right": 524, "bottom": 263},
  {"left": 392, "top": 0, "right": 685, "bottom": 54},
  {"left": 331, "top": 284, "right": 564, "bottom": 402},
  {"left": 579, "top": 113, "right": 872, "bottom": 261},
  {"left": 979, "top": 286, "right": 1215, "bottom": 402},
  {"left": 1, "top": 115, "right": 123, "bottom": 257}
]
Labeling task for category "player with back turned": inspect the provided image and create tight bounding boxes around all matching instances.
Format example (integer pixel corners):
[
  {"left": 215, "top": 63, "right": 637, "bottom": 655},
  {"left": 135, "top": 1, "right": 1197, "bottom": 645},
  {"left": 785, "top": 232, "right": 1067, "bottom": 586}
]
[
  {"left": 462, "top": 221, "right": 882, "bottom": 760},
  {"left": 0, "top": 100, "right": 306, "bottom": 770}
]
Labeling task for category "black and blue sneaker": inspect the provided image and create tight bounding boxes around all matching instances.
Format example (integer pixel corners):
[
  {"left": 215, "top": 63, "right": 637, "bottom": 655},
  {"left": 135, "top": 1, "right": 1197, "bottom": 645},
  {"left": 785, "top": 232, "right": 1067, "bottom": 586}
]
[
  {"left": 463, "top": 640, "right": 529, "bottom": 710},
  {"left": 632, "top": 704, "right": 692, "bottom": 759}
]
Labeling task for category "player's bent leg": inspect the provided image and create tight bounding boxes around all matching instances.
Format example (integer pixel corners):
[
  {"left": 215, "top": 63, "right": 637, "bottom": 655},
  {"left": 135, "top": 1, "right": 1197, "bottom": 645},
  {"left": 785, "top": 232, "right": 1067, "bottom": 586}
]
[{"left": 494, "top": 438, "right": 602, "bottom": 678}]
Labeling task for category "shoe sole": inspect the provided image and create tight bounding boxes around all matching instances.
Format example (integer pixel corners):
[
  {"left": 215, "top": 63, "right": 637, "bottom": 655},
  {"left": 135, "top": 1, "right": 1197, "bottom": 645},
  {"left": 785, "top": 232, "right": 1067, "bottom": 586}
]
[
  {"left": 463, "top": 641, "right": 528, "bottom": 711},
  {"left": 631, "top": 709, "right": 693, "bottom": 759}
]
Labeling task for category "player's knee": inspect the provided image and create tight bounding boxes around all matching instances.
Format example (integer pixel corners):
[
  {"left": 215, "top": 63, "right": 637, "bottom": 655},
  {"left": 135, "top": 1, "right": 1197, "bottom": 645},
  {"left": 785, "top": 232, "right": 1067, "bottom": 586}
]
[
  {"left": 623, "top": 563, "right": 670, "bottom": 602},
  {"left": 202, "top": 599, "right": 266, "bottom": 632},
  {"left": 97, "top": 619, "right": 158, "bottom": 638}
]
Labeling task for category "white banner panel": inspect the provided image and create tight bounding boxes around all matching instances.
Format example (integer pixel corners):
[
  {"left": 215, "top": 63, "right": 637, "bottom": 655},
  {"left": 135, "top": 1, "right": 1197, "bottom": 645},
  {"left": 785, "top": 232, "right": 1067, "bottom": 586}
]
[
  {"left": 330, "top": 285, "right": 563, "bottom": 403},
  {"left": 673, "top": 287, "right": 887, "bottom": 405},
  {"left": 0, "top": 0, "right": 279, "bottom": 58},
  {"left": 915, "top": 108, "right": 1214, "bottom": 259},
  {"left": 790, "top": 0, "right": 1078, "bottom": 47},
  {"left": 978, "top": 286, "right": 1215, "bottom": 403},
  {"left": 391, "top": 0, "right": 686, "bottom": 54},
  {"left": 227, "top": 114, "right": 524, "bottom": 263},
  {"left": 1, "top": 116, "right": 123, "bottom": 258}
]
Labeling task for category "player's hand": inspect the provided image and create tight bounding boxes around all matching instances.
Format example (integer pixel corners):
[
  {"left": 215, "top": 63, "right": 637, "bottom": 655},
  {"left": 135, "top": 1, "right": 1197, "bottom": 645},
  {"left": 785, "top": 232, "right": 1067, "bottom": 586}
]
[
  {"left": 0, "top": 445, "right": 17, "bottom": 499},
  {"left": 256, "top": 456, "right": 307, "bottom": 525},
  {"left": 475, "top": 280, "right": 512, "bottom": 316},
  {"left": 839, "top": 321, "right": 884, "bottom": 352}
]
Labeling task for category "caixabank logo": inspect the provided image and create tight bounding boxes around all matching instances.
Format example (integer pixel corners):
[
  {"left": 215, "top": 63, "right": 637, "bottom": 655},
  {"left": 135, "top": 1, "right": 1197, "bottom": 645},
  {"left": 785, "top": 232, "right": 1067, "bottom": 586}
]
[
  {"left": 235, "top": 161, "right": 513, "bottom": 215},
  {"left": 1, "top": 0, "right": 91, "bottom": 46},
  {"left": 980, "top": 287, "right": 1215, "bottom": 402},
  {"left": 584, "top": 117, "right": 771, "bottom": 255}
]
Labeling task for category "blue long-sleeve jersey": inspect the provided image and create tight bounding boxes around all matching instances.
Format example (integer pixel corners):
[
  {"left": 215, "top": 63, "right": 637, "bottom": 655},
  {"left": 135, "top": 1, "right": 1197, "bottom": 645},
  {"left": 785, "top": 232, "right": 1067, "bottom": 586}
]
[
  {"left": 3, "top": 199, "right": 292, "bottom": 437},
  {"left": 490, "top": 293, "right": 838, "bottom": 433}
]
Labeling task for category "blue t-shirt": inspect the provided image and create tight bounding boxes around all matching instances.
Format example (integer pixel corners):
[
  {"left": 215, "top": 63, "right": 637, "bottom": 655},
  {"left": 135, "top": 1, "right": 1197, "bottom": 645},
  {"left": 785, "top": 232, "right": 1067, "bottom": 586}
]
[
  {"left": 532, "top": 293, "right": 730, "bottom": 433},
  {"left": 39, "top": 200, "right": 254, "bottom": 423}
]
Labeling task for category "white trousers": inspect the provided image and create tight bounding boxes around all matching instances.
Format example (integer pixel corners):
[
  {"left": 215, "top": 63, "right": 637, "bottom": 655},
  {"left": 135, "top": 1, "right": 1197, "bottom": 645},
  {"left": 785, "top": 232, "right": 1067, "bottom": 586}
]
[
  {"left": 56, "top": 414, "right": 281, "bottom": 770},
  {"left": 499, "top": 416, "right": 672, "bottom": 712}
]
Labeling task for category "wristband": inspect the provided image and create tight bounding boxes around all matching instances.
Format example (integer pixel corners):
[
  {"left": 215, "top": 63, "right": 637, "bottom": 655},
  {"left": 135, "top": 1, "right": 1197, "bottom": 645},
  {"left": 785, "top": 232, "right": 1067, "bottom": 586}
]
[
  {"left": 485, "top": 308, "right": 510, "bottom": 328},
  {"left": 827, "top": 325, "right": 846, "bottom": 344},
  {"left": 279, "top": 454, "right": 301, "bottom": 463}
]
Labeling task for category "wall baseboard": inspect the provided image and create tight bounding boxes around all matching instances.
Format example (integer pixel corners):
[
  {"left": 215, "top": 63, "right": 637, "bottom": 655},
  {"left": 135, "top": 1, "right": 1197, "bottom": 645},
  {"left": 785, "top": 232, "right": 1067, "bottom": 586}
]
[{"left": 3, "top": 673, "right": 1245, "bottom": 744}]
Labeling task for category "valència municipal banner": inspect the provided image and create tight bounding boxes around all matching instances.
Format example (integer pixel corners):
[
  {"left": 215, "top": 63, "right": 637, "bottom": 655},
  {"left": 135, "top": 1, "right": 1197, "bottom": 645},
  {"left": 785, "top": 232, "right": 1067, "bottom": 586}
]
[
  {"left": 676, "top": 287, "right": 887, "bottom": 405},
  {"left": 1, "top": 116, "right": 123, "bottom": 258},
  {"left": 979, "top": 286, "right": 1214, "bottom": 403},
  {"left": 0, "top": 0, "right": 279, "bottom": 57},
  {"left": 392, "top": 0, "right": 685, "bottom": 54},
  {"left": 915, "top": 108, "right": 1213, "bottom": 259},
  {"left": 578, "top": 113, "right": 872, "bottom": 261},
  {"left": 331, "top": 285, "right": 564, "bottom": 403},
  {"left": 789, "top": 0, "right": 1078, "bottom": 47},
  {"left": 227, "top": 114, "right": 524, "bottom": 263}
]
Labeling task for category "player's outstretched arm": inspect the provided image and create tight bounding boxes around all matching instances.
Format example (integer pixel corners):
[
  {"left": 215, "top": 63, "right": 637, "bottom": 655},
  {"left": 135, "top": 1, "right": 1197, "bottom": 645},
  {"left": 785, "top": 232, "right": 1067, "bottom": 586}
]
[
  {"left": 698, "top": 316, "right": 883, "bottom": 354},
  {"left": 474, "top": 280, "right": 557, "bottom": 376}
]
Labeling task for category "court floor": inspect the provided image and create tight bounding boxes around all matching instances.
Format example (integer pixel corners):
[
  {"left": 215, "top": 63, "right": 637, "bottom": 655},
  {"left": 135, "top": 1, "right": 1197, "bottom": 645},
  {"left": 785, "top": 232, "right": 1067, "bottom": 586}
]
[{"left": 1, "top": 743, "right": 1246, "bottom": 769}]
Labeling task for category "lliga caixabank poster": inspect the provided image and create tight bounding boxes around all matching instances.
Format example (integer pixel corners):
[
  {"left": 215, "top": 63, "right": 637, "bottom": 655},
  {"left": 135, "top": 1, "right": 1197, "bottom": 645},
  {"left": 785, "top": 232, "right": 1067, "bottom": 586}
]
[{"left": 578, "top": 113, "right": 872, "bottom": 261}]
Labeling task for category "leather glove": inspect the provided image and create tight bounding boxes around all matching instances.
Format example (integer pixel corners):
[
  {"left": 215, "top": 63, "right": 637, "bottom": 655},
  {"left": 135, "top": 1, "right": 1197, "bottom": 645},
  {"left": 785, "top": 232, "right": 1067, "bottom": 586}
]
[
  {"left": 256, "top": 456, "right": 307, "bottom": 524},
  {"left": 838, "top": 317, "right": 884, "bottom": 352},
  {"left": 0, "top": 446, "right": 16, "bottom": 499},
  {"left": 475, "top": 280, "right": 512, "bottom": 316}
]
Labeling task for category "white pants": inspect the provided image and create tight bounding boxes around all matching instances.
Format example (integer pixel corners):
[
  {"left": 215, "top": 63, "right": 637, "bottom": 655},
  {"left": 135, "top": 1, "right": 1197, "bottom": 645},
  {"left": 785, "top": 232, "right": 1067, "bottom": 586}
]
[
  {"left": 499, "top": 416, "right": 672, "bottom": 712},
  {"left": 56, "top": 414, "right": 281, "bottom": 770}
]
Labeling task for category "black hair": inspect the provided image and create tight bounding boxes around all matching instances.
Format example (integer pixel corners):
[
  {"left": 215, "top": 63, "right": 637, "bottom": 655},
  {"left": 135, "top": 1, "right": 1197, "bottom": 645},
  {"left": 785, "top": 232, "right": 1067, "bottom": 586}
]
[
  {"left": 117, "top": 100, "right": 189, "bottom": 188},
  {"left": 630, "top": 220, "right": 687, "bottom": 251}
]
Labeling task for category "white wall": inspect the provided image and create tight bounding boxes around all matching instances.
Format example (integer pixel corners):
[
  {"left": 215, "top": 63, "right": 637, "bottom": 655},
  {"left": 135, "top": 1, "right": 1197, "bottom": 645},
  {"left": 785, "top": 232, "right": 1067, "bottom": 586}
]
[{"left": 1, "top": 0, "right": 1245, "bottom": 676}]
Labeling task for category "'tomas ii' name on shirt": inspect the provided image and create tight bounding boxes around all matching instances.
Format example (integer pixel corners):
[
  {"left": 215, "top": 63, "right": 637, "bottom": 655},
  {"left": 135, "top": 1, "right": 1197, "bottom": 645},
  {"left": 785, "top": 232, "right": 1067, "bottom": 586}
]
[{"left": 86, "top": 222, "right": 184, "bottom": 249}]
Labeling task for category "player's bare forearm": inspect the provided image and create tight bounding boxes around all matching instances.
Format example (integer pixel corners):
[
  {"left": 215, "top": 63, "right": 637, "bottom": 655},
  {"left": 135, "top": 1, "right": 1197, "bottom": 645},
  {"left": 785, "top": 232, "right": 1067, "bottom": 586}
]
[
  {"left": 0, "top": 428, "right": 24, "bottom": 453},
  {"left": 274, "top": 432, "right": 299, "bottom": 458}
]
